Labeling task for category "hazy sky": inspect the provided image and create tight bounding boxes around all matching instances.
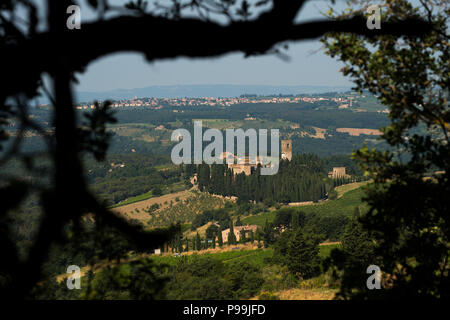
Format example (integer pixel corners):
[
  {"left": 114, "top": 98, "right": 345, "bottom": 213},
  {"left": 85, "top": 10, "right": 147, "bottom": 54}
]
[{"left": 71, "top": 0, "right": 352, "bottom": 92}]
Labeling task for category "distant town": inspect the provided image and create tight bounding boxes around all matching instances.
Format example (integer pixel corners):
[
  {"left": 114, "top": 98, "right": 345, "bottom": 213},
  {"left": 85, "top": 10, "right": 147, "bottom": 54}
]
[
  {"left": 33, "top": 91, "right": 390, "bottom": 115},
  {"left": 69, "top": 94, "right": 367, "bottom": 110}
]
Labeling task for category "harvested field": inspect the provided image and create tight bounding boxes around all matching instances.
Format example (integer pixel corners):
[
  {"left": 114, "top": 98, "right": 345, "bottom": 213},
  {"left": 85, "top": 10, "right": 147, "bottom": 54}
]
[
  {"left": 276, "top": 288, "right": 336, "bottom": 300},
  {"left": 336, "top": 128, "right": 382, "bottom": 136},
  {"left": 146, "top": 192, "right": 226, "bottom": 228},
  {"left": 311, "top": 127, "right": 326, "bottom": 139},
  {"left": 112, "top": 189, "right": 193, "bottom": 222}
]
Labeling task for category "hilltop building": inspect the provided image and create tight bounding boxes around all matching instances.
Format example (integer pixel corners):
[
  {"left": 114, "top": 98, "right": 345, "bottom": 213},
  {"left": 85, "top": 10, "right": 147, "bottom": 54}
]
[
  {"left": 228, "top": 163, "right": 253, "bottom": 175},
  {"left": 281, "top": 139, "right": 292, "bottom": 161},
  {"left": 328, "top": 167, "right": 351, "bottom": 179},
  {"left": 226, "top": 139, "right": 293, "bottom": 175}
]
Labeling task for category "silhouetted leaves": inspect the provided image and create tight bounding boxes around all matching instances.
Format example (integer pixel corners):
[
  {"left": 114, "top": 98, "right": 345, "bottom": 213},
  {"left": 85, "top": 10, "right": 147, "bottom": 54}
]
[
  {"left": 323, "top": 0, "right": 449, "bottom": 298},
  {"left": 0, "top": 0, "right": 435, "bottom": 300},
  {"left": 78, "top": 101, "right": 117, "bottom": 161}
]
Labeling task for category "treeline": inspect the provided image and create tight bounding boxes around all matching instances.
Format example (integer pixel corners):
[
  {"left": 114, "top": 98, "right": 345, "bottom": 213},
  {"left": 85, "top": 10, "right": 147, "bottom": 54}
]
[
  {"left": 191, "top": 208, "right": 231, "bottom": 231},
  {"left": 261, "top": 207, "right": 343, "bottom": 245},
  {"left": 323, "top": 154, "right": 362, "bottom": 175},
  {"left": 291, "top": 133, "right": 387, "bottom": 157},
  {"left": 32, "top": 207, "right": 375, "bottom": 300},
  {"left": 85, "top": 154, "right": 184, "bottom": 205},
  {"left": 35, "top": 254, "right": 267, "bottom": 300},
  {"left": 111, "top": 102, "right": 388, "bottom": 129},
  {"left": 189, "top": 154, "right": 329, "bottom": 203}
]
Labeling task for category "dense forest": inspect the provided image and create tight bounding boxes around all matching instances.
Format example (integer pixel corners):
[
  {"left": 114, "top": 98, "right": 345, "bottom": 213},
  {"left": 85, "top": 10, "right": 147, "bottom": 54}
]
[{"left": 190, "top": 154, "right": 364, "bottom": 203}]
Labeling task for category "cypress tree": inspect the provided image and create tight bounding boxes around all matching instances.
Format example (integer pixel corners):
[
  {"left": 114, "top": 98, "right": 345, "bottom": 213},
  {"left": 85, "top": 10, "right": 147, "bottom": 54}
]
[
  {"left": 286, "top": 228, "right": 321, "bottom": 279},
  {"left": 239, "top": 229, "right": 246, "bottom": 243},
  {"left": 195, "top": 232, "right": 201, "bottom": 251},
  {"left": 228, "top": 221, "right": 236, "bottom": 245},
  {"left": 263, "top": 219, "right": 272, "bottom": 248},
  {"left": 249, "top": 230, "right": 255, "bottom": 244},
  {"left": 341, "top": 217, "right": 375, "bottom": 267},
  {"left": 218, "top": 229, "right": 223, "bottom": 247},
  {"left": 198, "top": 155, "right": 328, "bottom": 204},
  {"left": 292, "top": 211, "right": 299, "bottom": 229}
]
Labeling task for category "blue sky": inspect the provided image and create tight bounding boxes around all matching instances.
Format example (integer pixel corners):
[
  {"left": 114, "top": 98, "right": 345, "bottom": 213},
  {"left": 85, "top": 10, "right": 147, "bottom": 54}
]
[{"left": 53, "top": 0, "right": 354, "bottom": 92}]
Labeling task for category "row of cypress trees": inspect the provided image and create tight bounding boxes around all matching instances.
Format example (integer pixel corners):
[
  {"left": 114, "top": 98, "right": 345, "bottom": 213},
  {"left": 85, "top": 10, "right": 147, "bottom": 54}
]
[
  {"left": 162, "top": 221, "right": 260, "bottom": 253},
  {"left": 193, "top": 154, "right": 329, "bottom": 203}
]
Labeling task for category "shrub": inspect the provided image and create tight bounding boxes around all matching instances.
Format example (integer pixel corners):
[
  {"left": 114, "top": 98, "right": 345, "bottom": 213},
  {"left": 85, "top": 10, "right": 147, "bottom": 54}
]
[
  {"left": 258, "top": 291, "right": 280, "bottom": 300},
  {"left": 328, "top": 189, "right": 337, "bottom": 200},
  {"left": 152, "top": 186, "right": 163, "bottom": 196}
]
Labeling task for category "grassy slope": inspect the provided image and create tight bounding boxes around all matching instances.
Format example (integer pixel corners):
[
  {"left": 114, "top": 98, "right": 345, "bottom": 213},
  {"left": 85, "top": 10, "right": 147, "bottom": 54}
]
[
  {"left": 153, "top": 243, "right": 341, "bottom": 300},
  {"left": 111, "top": 180, "right": 189, "bottom": 208},
  {"left": 110, "top": 181, "right": 188, "bottom": 209},
  {"left": 109, "top": 190, "right": 153, "bottom": 208},
  {"left": 241, "top": 184, "right": 369, "bottom": 227},
  {"left": 335, "top": 180, "right": 370, "bottom": 198},
  {"left": 152, "top": 248, "right": 273, "bottom": 267},
  {"left": 150, "top": 243, "right": 340, "bottom": 267}
]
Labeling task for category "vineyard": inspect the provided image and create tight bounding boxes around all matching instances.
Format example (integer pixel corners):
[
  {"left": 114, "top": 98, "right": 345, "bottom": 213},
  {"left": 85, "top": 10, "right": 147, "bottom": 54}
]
[{"left": 145, "top": 191, "right": 227, "bottom": 228}]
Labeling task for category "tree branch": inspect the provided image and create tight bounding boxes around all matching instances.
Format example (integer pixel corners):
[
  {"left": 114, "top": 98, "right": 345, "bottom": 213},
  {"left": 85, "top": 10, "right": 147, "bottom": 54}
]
[{"left": 2, "top": 14, "right": 432, "bottom": 99}]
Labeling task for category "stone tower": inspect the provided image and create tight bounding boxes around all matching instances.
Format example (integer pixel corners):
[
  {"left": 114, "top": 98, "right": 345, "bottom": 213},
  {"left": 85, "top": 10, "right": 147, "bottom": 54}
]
[{"left": 281, "top": 139, "right": 292, "bottom": 161}]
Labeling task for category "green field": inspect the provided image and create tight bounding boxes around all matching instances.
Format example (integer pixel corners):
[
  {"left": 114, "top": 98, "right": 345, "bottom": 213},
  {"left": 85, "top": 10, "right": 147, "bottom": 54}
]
[
  {"left": 150, "top": 244, "right": 338, "bottom": 267},
  {"left": 181, "top": 223, "right": 192, "bottom": 233},
  {"left": 318, "top": 243, "right": 340, "bottom": 258},
  {"left": 108, "top": 190, "right": 153, "bottom": 208},
  {"left": 356, "top": 95, "right": 386, "bottom": 112},
  {"left": 149, "top": 248, "right": 271, "bottom": 267},
  {"left": 107, "top": 122, "right": 172, "bottom": 142},
  {"left": 194, "top": 118, "right": 295, "bottom": 130},
  {"left": 241, "top": 187, "right": 369, "bottom": 227},
  {"left": 154, "top": 164, "right": 176, "bottom": 170},
  {"left": 109, "top": 181, "right": 188, "bottom": 209}
]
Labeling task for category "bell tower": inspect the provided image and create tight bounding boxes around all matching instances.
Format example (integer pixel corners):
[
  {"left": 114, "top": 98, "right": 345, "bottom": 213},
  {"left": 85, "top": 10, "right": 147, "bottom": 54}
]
[{"left": 281, "top": 140, "right": 292, "bottom": 161}]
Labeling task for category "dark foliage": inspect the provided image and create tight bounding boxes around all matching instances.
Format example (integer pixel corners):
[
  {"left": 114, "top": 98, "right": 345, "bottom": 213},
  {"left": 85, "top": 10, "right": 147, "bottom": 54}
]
[
  {"left": 323, "top": 0, "right": 449, "bottom": 298},
  {"left": 0, "top": 0, "right": 431, "bottom": 299},
  {"left": 197, "top": 154, "right": 330, "bottom": 203}
]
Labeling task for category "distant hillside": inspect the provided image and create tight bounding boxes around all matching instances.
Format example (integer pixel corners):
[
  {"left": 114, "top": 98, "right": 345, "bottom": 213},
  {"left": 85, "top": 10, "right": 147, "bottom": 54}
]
[{"left": 73, "top": 84, "right": 351, "bottom": 103}]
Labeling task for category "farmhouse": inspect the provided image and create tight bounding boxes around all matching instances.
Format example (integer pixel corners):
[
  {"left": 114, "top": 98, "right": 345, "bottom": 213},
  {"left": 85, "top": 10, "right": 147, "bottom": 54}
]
[{"left": 221, "top": 225, "right": 259, "bottom": 242}]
